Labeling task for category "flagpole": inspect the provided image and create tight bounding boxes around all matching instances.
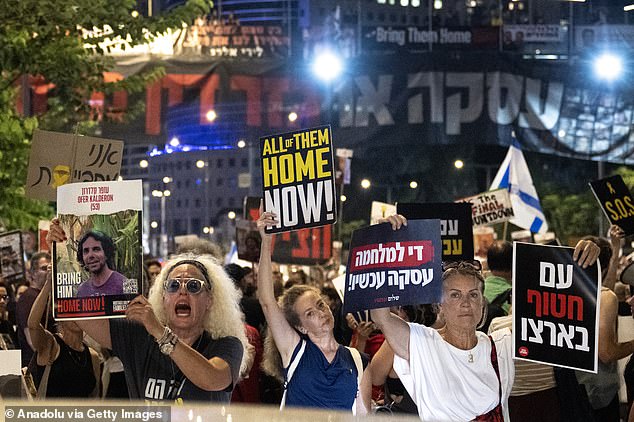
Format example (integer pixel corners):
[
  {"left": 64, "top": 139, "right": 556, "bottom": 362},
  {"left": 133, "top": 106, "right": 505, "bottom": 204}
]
[{"left": 503, "top": 221, "right": 509, "bottom": 241}]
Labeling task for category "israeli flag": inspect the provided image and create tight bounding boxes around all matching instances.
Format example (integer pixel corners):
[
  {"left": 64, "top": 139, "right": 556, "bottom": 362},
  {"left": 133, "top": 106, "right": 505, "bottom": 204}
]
[{"left": 490, "top": 140, "right": 548, "bottom": 233}]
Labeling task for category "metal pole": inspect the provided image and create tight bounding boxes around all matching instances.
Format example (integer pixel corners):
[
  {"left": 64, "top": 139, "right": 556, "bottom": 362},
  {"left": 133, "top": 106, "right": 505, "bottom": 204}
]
[
  {"left": 338, "top": 183, "right": 345, "bottom": 241},
  {"left": 160, "top": 195, "right": 167, "bottom": 258},
  {"left": 598, "top": 160, "right": 605, "bottom": 236}
]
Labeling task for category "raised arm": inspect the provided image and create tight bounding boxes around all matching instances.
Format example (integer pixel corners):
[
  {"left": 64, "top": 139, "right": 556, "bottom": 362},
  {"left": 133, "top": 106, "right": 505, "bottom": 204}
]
[
  {"left": 126, "top": 294, "right": 237, "bottom": 391},
  {"left": 370, "top": 308, "right": 410, "bottom": 361},
  {"left": 369, "top": 214, "right": 411, "bottom": 360},
  {"left": 603, "top": 225, "right": 624, "bottom": 291},
  {"left": 26, "top": 269, "right": 59, "bottom": 365},
  {"left": 257, "top": 209, "right": 300, "bottom": 366},
  {"left": 47, "top": 218, "right": 112, "bottom": 349},
  {"left": 597, "top": 289, "right": 634, "bottom": 363}
]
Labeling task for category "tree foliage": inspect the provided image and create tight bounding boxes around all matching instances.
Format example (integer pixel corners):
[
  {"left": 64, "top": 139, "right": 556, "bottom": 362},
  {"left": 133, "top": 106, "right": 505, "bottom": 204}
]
[{"left": 0, "top": 0, "right": 212, "bottom": 231}]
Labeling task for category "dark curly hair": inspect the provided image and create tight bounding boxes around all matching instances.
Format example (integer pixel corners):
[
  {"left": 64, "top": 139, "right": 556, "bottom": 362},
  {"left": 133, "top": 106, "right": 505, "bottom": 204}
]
[{"left": 77, "top": 231, "right": 116, "bottom": 270}]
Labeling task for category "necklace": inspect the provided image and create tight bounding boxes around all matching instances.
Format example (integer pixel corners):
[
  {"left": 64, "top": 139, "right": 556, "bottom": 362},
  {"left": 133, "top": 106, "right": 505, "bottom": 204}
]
[{"left": 66, "top": 342, "right": 88, "bottom": 367}]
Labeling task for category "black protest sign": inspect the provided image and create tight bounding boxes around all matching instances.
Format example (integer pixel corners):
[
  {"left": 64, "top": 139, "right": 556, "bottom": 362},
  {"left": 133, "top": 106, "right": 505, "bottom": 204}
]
[
  {"left": 243, "top": 196, "right": 332, "bottom": 265},
  {"left": 26, "top": 130, "right": 124, "bottom": 202},
  {"left": 0, "top": 231, "right": 26, "bottom": 285},
  {"left": 343, "top": 220, "right": 443, "bottom": 314},
  {"left": 260, "top": 126, "right": 336, "bottom": 233},
  {"left": 397, "top": 202, "right": 474, "bottom": 261},
  {"left": 513, "top": 242, "right": 600, "bottom": 373},
  {"left": 589, "top": 175, "right": 634, "bottom": 235}
]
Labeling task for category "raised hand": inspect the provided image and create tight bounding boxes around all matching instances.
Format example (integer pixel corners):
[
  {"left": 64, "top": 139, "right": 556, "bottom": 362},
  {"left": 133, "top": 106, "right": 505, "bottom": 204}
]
[{"left": 377, "top": 214, "right": 408, "bottom": 231}]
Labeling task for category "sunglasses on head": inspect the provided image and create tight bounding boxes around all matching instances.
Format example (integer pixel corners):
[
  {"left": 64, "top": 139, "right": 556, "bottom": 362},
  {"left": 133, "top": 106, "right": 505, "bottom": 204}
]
[
  {"left": 442, "top": 260, "right": 482, "bottom": 272},
  {"left": 163, "top": 278, "right": 210, "bottom": 295}
]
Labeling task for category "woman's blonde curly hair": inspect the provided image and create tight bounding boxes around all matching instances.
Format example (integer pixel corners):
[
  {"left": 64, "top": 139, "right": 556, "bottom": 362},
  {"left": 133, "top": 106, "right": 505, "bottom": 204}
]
[{"left": 147, "top": 253, "right": 250, "bottom": 377}]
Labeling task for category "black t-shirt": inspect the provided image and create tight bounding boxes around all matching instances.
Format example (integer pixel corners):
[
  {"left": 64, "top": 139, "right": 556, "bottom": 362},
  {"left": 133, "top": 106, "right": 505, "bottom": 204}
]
[{"left": 109, "top": 319, "right": 243, "bottom": 403}]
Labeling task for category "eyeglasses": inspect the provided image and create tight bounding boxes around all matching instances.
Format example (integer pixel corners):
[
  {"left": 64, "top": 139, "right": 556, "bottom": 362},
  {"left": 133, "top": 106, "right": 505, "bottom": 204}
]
[
  {"left": 163, "top": 278, "right": 210, "bottom": 295},
  {"left": 0, "top": 295, "right": 9, "bottom": 301},
  {"left": 442, "top": 260, "right": 482, "bottom": 272}
]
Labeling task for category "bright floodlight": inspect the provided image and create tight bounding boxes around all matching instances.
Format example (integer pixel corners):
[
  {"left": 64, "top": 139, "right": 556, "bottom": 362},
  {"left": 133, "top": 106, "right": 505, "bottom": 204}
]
[
  {"left": 594, "top": 53, "right": 623, "bottom": 81},
  {"left": 150, "top": 221, "right": 158, "bottom": 229},
  {"left": 361, "top": 179, "right": 371, "bottom": 189},
  {"left": 206, "top": 110, "right": 217, "bottom": 122},
  {"left": 312, "top": 51, "right": 343, "bottom": 82},
  {"left": 169, "top": 137, "right": 180, "bottom": 147},
  {"left": 228, "top": 211, "right": 236, "bottom": 220},
  {"left": 139, "top": 159, "right": 148, "bottom": 168},
  {"left": 196, "top": 160, "right": 205, "bottom": 168},
  {"left": 237, "top": 139, "right": 246, "bottom": 148},
  {"left": 454, "top": 159, "right": 464, "bottom": 169},
  {"left": 409, "top": 181, "right": 418, "bottom": 189}
]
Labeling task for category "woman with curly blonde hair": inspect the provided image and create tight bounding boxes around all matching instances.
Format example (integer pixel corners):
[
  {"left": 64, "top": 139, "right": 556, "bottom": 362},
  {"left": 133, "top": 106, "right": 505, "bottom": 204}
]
[{"left": 48, "top": 219, "right": 247, "bottom": 403}]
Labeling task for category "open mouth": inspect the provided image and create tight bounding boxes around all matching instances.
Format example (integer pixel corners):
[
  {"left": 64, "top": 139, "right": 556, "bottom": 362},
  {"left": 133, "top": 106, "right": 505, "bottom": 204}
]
[{"left": 175, "top": 303, "right": 191, "bottom": 317}]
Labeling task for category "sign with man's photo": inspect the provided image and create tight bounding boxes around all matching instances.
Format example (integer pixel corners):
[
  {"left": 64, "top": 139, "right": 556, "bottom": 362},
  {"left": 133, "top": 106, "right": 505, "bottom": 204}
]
[
  {"left": 53, "top": 180, "right": 143, "bottom": 320},
  {"left": 513, "top": 242, "right": 600, "bottom": 373},
  {"left": 343, "top": 219, "right": 443, "bottom": 313}
]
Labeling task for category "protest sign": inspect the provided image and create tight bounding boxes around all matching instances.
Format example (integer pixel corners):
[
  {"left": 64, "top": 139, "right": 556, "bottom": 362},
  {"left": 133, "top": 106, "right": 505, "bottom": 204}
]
[
  {"left": 589, "top": 175, "right": 634, "bottom": 235},
  {"left": 53, "top": 180, "right": 143, "bottom": 320},
  {"left": 335, "top": 148, "right": 353, "bottom": 185},
  {"left": 0, "top": 231, "right": 26, "bottom": 286},
  {"left": 260, "top": 125, "right": 336, "bottom": 233},
  {"left": 513, "top": 242, "right": 600, "bottom": 373},
  {"left": 236, "top": 220, "right": 261, "bottom": 263},
  {"left": 371, "top": 201, "right": 397, "bottom": 225},
  {"left": 26, "top": 130, "right": 124, "bottom": 202},
  {"left": 343, "top": 220, "right": 442, "bottom": 314},
  {"left": 244, "top": 196, "right": 333, "bottom": 265},
  {"left": 397, "top": 202, "right": 474, "bottom": 261},
  {"left": 458, "top": 188, "right": 514, "bottom": 227}
]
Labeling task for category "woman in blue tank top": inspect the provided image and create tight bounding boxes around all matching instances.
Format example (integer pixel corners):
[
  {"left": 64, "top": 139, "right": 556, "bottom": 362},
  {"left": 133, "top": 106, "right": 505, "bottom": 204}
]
[{"left": 257, "top": 210, "right": 369, "bottom": 414}]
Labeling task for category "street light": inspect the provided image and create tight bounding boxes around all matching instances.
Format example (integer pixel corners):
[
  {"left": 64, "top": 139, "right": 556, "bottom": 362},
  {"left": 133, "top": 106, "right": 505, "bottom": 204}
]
[{"left": 152, "top": 177, "right": 172, "bottom": 258}]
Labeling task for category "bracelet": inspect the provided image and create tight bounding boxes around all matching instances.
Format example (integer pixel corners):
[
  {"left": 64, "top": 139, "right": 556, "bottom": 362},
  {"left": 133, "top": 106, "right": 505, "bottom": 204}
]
[
  {"left": 156, "top": 326, "right": 170, "bottom": 345},
  {"left": 157, "top": 326, "right": 179, "bottom": 355}
]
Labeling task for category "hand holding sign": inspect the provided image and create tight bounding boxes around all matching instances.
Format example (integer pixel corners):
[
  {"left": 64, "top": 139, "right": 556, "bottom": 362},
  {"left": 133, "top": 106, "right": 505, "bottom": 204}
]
[
  {"left": 571, "top": 238, "right": 601, "bottom": 269},
  {"left": 378, "top": 214, "right": 408, "bottom": 230}
]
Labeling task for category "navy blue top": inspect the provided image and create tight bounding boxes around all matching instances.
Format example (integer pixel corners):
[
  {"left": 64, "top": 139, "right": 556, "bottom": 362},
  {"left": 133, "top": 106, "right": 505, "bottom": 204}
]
[{"left": 284, "top": 337, "right": 368, "bottom": 410}]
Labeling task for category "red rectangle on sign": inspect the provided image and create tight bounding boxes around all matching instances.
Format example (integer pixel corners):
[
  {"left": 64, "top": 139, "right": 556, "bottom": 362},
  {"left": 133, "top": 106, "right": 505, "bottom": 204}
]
[{"left": 349, "top": 241, "right": 434, "bottom": 272}]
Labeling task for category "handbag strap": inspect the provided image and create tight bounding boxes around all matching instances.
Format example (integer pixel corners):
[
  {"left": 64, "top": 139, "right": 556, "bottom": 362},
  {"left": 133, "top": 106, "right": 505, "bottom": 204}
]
[
  {"left": 345, "top": 346, "right": 364, "bottom": 416},
  {"left": 279, "top": 339, "right": 306, "bottom": 410}
]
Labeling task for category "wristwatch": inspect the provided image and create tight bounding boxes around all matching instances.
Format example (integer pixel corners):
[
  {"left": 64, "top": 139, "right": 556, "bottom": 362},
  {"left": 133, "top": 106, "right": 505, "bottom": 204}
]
[
  {"left": 157, "top": 327, "right": 179, "bottom": 355},
  {"left": 159, "top": 336, "right": 178, "bottom": 355}
]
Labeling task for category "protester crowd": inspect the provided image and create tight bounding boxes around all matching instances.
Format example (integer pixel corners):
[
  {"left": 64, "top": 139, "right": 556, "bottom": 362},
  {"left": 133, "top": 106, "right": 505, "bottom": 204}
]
[{"left": 0, "top": 215, "right": 633, "bottom": 422}]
